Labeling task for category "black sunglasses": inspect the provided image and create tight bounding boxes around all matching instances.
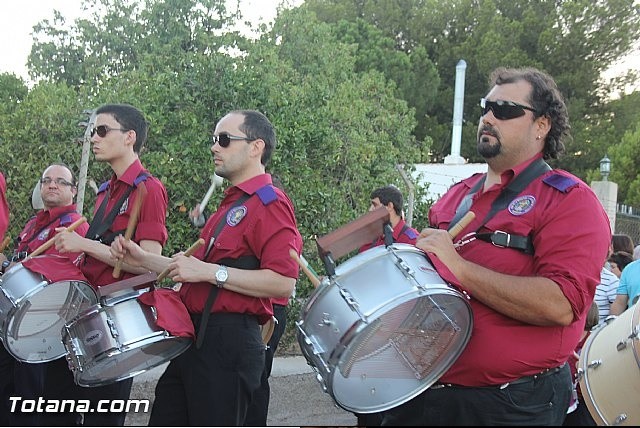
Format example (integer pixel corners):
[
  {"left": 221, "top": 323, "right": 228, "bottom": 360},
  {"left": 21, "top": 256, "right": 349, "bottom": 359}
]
[
  {"left": 212, "top": 133, "right": 249, "bottom": 148},
  {"left": 480, "top": 98, "right": 539, "bottom": 120},
  {"left": 91, "top": 125, "right": 128, "bottom": 138},
  {"left": 41, "top": 177, "right": 75, "bottom": 187}
]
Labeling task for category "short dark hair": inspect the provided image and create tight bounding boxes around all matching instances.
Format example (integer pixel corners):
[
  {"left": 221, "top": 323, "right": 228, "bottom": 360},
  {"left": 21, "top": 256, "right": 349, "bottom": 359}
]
[
  {"left": 371, "top": 185, "right": 403, "bottom": 216},
  {"left": 95, "top": 104, "right": 149, "bottom": 154},
  {"left": 608, "top": 251, "right": 634, "bottom": 272},
  {"left": 489, "top": 67, "right": 569, "bottom": 160},
  {"left": 233, "top": 110, "right": 276, "bottom": 166}
]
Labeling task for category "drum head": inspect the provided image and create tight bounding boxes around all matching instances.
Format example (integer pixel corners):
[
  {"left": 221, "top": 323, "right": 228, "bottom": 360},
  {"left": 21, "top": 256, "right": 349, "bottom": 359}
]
[
  {"left": 298, "top": 244, "right": 473, "bottom": 414},
  {"left": 4, "top": 279, "right": 97, "bottom": 362},
  {"left": 73, "top": 336, "right": 192, "bottom": 387},
  {"left": 332, "top": 291, "right": 472, "bottom": 413}
]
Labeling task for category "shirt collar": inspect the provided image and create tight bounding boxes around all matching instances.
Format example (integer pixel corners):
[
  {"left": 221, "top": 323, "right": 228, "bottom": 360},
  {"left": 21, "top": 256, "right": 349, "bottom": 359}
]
[
  {"left": 110, "top": 159, "right": 144, "bottom": 188},
  {"left": 228, "top": 173, "right": 272, "bottom": 196},
  {"left": 499, "top": 153, "right": 544, "bottom": 186}
]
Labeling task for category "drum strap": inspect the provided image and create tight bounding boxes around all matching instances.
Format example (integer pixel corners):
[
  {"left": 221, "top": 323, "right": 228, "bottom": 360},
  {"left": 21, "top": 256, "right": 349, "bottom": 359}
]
[
  {"left": 12, "top": 210, "right": 77, "bottom": 259},
  {"left": 450, "top": 158, "right": 550, "bottom": 254},
  {"left": 85, "top": 173, "right": 149, "bottom": 244},
  {"left": 195, "top": 192, "right": 254, "bottom": 349}
]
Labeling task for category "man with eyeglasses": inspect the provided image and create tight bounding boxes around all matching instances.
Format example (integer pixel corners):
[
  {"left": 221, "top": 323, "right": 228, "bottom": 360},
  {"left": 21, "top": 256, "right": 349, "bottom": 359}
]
[
  {"left": 381, "top": 67, "right": 611, "bottom": 426},
  {"left": 51, "top": 103, "right": 168, "bottom": 426},
  {"left": 110, "top": 109, "right": 302, "bottom": 426},
  {"left": 1, "top": 163, "right": 89, "bottom": 426}
]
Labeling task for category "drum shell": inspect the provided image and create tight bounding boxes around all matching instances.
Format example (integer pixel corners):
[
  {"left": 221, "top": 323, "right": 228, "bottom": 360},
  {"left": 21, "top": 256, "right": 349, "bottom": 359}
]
[
  {"left": 297, "top": 244, "right": 473, "bottom": 413},
  {"left": 0, "top": 262, "right": 96, "bottom": 362},
  {"left": 578, "top": 302, "right": 640, "bottom": 426},
  {"left": 63, "top": 290, "right": 192, "bottom": 387}
]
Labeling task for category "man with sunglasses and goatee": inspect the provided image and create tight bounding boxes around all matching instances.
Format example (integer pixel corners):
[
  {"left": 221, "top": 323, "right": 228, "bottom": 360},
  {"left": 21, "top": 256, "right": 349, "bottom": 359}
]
[
  {"left": 110, "top": 109, "right": 302, "bottom": 426},
  {"left": 51, "top": 104, "right": 168, "bottom": 426},
  {"left": 382, "top": 67, "right": 611, "bottom": 426}
]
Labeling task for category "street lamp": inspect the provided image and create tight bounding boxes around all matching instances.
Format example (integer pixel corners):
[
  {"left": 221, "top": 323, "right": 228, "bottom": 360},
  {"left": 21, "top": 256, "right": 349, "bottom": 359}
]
[{"left": 600, "top": 155, "right": 611, "bottom": 181}]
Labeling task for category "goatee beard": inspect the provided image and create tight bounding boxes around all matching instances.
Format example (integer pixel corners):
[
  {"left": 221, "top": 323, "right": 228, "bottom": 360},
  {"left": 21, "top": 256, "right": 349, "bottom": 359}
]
[{"left": 477, "top": 135, "right": 500, "bottom": 159}]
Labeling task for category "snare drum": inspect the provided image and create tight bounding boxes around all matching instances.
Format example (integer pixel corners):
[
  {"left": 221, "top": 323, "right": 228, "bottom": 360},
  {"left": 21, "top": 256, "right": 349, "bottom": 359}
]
[
  {"left": 0, "top": 256, "right": 97, "bottom": 362},
  {"left": 578, "top": 302, "right": 640, "bottom": 426},
  {"left": 63, "top": 288, "right": 193, "bottom": 387},
  {"left": 297, "top": 244, "right": 473, "bottom": 414}
]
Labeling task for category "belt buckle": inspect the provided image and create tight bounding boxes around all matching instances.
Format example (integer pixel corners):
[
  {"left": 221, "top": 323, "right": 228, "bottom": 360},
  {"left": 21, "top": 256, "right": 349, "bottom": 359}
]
[{"left": 491, "top": 230, "right": 511, "bottom": 248}]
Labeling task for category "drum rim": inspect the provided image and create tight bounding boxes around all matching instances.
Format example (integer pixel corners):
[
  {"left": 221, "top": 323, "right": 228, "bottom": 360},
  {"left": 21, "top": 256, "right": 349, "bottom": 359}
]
[
  {"left": 73, "top": 337, "right": 192, "bottom": 387},
  {"left": 2, "top": 279, "right": 97, "bottom": 362}
]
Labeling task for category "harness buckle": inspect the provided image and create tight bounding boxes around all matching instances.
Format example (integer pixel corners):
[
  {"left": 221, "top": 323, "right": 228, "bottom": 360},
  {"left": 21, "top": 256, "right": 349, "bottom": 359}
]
[{"left": 491, "top": 230, "right": 511, "bottom": 248}]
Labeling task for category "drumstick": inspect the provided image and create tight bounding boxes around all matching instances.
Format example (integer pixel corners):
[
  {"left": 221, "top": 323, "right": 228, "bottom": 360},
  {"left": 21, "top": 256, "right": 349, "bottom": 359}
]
[
  {"left": 448, "top": 211, "right": 476, "bottom": 240},
  {"left": 0, "top": 236, "right": 11, "bottom": 252},
  {"left": 113, "top": 184, "right": 147, "bottom": 278},
  {"left": 289, "top": 248, "right": 321, "bottom": 288},
  {"left": 199, "top": 174, "right": 224, "bottom": 212},
  {"left": 26, "top": 217, "right": 87, "bottom": 259},
  {"left": 156, "top": 238, "right": 205, "bottom": 282}
]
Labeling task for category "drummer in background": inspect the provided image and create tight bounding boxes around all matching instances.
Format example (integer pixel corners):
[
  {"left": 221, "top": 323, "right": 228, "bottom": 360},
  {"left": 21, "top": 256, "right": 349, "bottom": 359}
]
[
  {"left": 52, "top": 103, "right": 168, "bottom": 426},
  {"left": 359, "top": 185, "right": 419, "bottom": 253},
  {"left": 355, "top": 184, "right": 419, "bottom": 427},
  {"left": 110, "top": 109, "right": 303, "bottom": 426},
  {"left": 383, "top": 67, "right": 611, "bottom": 426},
  {"left": 2, "top": 163, "right": 89, "bottom": 426}
]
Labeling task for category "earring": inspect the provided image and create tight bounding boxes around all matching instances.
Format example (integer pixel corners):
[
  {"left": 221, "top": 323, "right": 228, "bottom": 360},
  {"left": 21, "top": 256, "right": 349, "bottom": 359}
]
[{"left": 536, "top": 135, "right": 541, "bottom": 140}]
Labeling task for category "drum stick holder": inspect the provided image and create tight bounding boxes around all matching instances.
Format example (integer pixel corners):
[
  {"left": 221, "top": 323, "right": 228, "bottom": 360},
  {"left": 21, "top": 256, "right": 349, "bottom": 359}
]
[{"left": 316, "top": 207, "right": 390, "bottom": 277}]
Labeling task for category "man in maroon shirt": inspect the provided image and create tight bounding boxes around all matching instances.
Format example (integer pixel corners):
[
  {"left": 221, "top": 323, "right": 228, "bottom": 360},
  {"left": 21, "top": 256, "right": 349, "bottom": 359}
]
[
  {"left": 2, "top": 163, "right": 89, "bottom": 426},
  {"left": 359, "top": 184, "right": 419, "bottom": 253},
  {"left": 382, "top": 67, "right": 611, "bottom": 425},
  {"left": 53, "top": 104, "right": 168, "bottom": 426},
  {"left": 111, "top": 109, "right": 302, "bottom": 426}
]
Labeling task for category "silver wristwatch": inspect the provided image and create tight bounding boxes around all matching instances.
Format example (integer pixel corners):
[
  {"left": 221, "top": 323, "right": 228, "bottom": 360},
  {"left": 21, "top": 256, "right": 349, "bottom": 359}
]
[{"left": 215, "top": 265, "right": 228, "bottom": 288}]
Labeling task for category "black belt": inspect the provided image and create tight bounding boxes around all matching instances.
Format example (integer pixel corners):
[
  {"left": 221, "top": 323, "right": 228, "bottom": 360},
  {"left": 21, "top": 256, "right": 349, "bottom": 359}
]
[
  {"left": 433, "top": 363, "right": 566, "bottom": 390},
  {"left": 190, "top": 311, "right": 259, "bottom": 326},
  {"left": 475, "top": 231, "right": 534, "bottom": 254}
]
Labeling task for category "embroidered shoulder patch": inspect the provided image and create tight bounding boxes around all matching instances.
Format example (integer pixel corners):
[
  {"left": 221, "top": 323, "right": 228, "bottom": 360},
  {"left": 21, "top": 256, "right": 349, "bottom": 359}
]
[
  {"left": 508, "top": 195, "right": 536, "bottom": 215},
  {"left": 227, "top": 206, "right": 248, "bottom": 226}
]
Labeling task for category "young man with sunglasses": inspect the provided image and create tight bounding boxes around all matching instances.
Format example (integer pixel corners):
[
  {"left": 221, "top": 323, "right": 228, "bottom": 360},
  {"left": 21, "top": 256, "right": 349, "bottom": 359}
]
[
  {"left": 110, "top": 109, "right": 302, "bottom": 426},
  {"left": 1, "top": 163, "right": 89, "bottom": 426},
  {"left": 51, "top": 103, "right": 168, "bottom": 426},
  {"left": 381, "top": 67, "right": 611, "bottom": 425}
]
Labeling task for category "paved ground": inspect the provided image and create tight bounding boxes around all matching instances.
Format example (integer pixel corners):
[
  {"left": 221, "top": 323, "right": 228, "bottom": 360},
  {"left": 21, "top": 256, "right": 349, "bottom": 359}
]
[{"left": 124, "top": 356, "right": 358, "bottom": 426}]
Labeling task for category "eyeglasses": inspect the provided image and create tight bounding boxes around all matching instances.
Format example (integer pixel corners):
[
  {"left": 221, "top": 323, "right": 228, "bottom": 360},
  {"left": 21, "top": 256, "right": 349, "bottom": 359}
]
[
  {"left": 212, "top": 133, "right": 248, "bottom": 148},
  {"left": 480, "top": 98, "right": 539, "bottom": 120},
  {"left": 90, "top": 125, "right": 128, "bottom": 138},
  {"left": 40, "top": 177, "right": 75, "bottom": 187}
]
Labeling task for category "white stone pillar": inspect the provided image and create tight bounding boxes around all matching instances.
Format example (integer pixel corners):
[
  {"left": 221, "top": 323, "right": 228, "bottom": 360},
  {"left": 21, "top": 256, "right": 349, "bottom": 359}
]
[{"left": 591, "top": 180, "right": 618, "bottom": 231}]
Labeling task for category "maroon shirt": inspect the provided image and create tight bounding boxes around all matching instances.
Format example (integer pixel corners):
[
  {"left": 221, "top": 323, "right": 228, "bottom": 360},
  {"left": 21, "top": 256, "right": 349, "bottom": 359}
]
[
  {"left": 16, "top": 204, "right": 88, "bottom": 262},
  {"left": 359, "top": 218, "right": 419, "bottom": 253},
  {"left": 82, "top": 159, "right": 168, "bottom": 287},
  {"left": 0, "top": 173, "right": 8, "bottom": 241},
  {"left": 428, "top": 154, "right": 610, "bottom": 386},
  {"left": 179, "top": 174, "right": 302, "bottom": 324}
]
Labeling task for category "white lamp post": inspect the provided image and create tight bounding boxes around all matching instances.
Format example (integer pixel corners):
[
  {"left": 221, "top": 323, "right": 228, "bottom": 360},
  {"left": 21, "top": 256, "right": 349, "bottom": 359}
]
[{"left": 600, "top": 155, "right": 611, "bottom": 181}]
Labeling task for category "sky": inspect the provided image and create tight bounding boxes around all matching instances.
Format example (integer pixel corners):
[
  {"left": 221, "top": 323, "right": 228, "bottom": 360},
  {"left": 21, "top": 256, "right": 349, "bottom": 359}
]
[
  {"left": 0, "top": 0, "right": 302, "bottom": 80},
  {"left": 0, "top": 0, "right": 637, "bottom": 91}
]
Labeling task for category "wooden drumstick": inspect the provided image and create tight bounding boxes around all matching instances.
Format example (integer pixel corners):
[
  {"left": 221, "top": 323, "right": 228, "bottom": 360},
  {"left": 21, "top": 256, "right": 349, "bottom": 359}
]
[
  {"left": 289, "top": 248, "right": 321, "bottom": 288},
  {"left": 156, "top": 238, "right": 205, "bottom": 282},
  {"left": 113, "top": 184, "right": 147, "bottom": 278},
  {"left": 448, "top": 211, "right": 476, "bottom": 240},
  {"left": 26, "top": 217, "right": 87, "bottom": 259},
  {"left": 0, "top": 236, "right": 11, "bottom": 253}
]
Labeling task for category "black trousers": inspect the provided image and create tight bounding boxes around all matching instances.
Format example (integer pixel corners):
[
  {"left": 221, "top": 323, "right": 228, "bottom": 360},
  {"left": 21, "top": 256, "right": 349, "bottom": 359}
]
[
  {"left": 149, "top": 312, "right": 265, "bottom": 426},
  {"left": 382, "top": 364, "right": 572, "bottom": 426},
  {"left": 244, "top": 303, "right": 287, "bottom": 426}
]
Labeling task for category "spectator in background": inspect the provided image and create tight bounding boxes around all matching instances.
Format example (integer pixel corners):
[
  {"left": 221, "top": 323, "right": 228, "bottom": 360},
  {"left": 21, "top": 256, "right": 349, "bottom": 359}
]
[
  {"left": 594, "top": 256, "right": 619, "bottom": 326},
  {"left": 610, "top": 256, "right": 640, "bottom": 316},
  {"left": 607, "top": 251, "right": 633, "bottom": 278},
  {"left": 633, "top": 244, "right": 640, "bottom": 261},
  {"left": 611, "top": 233, "right": 634, "bottom": 255}
]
